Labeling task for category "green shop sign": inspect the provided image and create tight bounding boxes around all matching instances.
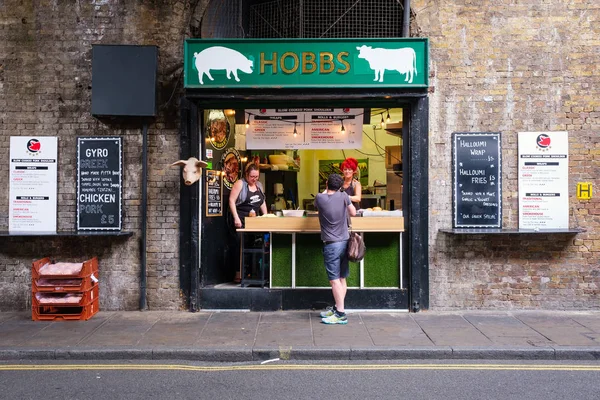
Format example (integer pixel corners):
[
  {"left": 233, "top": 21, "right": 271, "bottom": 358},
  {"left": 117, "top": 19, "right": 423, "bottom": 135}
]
[{"left": 184, "top": 38, "right": 428, "bottom": 89}]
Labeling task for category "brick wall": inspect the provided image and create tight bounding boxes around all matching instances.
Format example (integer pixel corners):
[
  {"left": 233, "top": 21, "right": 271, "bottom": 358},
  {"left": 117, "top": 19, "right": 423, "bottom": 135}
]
[
  {"left": 414, "top": 0, "right": 600, "bottom": 309},
  {"left": 0, "top": 1, "right": 209, "bottom": 311},
  {"left": 1, "top": 0, "right": 597, "bottom": 311}
]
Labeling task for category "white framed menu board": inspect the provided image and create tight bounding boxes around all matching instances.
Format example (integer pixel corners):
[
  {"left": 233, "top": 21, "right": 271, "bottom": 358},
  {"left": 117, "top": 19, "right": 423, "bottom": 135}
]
[
  {"left": 9, "top": 136, "right": 58, "bottom": 232},
  {"left": 245, "top": 108, "right": 363, "bottom": 150},
  {"left": 518, "top": 131, "right": 569, "bottom": 229}
]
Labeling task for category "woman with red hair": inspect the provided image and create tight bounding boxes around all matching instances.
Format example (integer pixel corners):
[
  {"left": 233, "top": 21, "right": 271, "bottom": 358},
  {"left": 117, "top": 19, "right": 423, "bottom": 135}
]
[{"left": 340, "top": 157, "right": 362, "bottom": 209}]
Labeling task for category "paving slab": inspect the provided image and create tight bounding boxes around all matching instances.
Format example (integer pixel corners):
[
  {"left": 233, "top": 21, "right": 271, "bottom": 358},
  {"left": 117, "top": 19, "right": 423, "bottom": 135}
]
[
  {"left": 77, "top": 312, "right": 162, "bottom": 346},
  {"left": 25, "top": 312, "right": 114, "bottom": 346},
  {"left": 463, "top": 314, "right": 553, "bottom": 347},
  {"left": 412, "top": 314, "right": 493, "bottom": 346},
  {"left": 195, "top": 312, "right": 259, "bottom": 347},
  {"left": 312, "top": 314, "right": 374, "bottom": 347},
  {"left": 360, "top": 313, "right": 434, "bottom": 346},
  {"left": 255, "top": 312, "right": 313, "bottom": 346},
  {"left": 0, "top": 315, "right": 53, "bottom": 346},
  {"left": 516, "top": 314, "right": 599, "bottom": 346},
  {"left": 569, "top": 315, "right": 600, "bottom": 333},
  {"left": 138, "top": 312, "right": 211, "bottom": 346}
]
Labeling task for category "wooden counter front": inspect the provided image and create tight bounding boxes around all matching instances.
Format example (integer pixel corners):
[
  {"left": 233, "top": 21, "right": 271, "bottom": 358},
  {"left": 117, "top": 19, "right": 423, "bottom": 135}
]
[{"left": 241, "top": 216, "right": 404, "bottom": 232}]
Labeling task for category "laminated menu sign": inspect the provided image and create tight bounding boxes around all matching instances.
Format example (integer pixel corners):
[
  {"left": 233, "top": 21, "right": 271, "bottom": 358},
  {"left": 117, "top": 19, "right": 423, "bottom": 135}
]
[
  {"left": 77, "top": 137, "right": 122, "bottom": 230},
  {"left": 206, "top": 170, "right": 223, "bottom": 217},
  {"left": 452, "top": 133, "right": 502, "bottom": 228},
  {"left": 9, "top": 136, "right": 58, "bottom": 232},
  {"left": 245, "top": 108, "right": 363, "bottom": 149},
  {"left": 518, "top": 131, "right": 569, "bottom": 229}
]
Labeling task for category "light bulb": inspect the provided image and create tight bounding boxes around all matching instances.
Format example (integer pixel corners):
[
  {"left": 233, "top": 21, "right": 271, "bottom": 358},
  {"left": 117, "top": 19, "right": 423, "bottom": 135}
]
[
  {"left": 245, "top": 116, "right": 250, "bottom": 129},
  {"left": 293, "top": 124, "right": 297, "bottom": 137},
  {"left": 386, "top": 110, "right": 391, "bottom": 123},
  {"left": 340, "top": 121, "right": 345, "bottom": 133}
]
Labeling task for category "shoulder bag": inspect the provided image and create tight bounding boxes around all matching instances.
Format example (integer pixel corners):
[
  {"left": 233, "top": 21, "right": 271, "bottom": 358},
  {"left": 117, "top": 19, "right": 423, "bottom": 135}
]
[{"left": 346, "top": 213, "right": 365, "bottom": 262}]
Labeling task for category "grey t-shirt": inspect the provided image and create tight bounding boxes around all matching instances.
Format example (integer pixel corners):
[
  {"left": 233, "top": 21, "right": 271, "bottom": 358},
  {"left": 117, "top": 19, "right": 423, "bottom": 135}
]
[{"left": 314, "top": 191, "right": 351, "bottom": 242}]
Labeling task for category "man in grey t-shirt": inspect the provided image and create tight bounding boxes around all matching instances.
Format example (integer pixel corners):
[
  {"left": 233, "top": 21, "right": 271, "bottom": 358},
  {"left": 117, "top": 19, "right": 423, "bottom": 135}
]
[{"left": 314, "top": 173, "right": 356, "bottom": 325}]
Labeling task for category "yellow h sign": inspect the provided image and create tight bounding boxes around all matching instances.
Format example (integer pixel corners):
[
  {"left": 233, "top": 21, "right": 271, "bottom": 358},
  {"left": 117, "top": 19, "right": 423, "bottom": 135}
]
[{"left": 577, "top": 182, "right": 592, "bottom": 200}]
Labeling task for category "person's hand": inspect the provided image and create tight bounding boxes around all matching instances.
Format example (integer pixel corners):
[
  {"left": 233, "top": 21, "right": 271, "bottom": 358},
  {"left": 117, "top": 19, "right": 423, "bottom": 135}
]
[{"left": 234, "top": 216, "right": 242, "bottom": 228}]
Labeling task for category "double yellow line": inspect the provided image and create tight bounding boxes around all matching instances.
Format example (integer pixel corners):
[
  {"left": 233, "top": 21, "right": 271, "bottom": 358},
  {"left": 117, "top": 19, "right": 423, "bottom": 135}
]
[{"left": 1, "top": 364, "right": 600, "bottom": 372}]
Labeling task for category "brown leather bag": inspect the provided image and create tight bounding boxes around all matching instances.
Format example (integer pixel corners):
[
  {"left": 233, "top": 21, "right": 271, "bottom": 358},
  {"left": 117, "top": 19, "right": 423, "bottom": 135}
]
[{"left": 347, "top": 214, "right": 365, "bottom": 262}]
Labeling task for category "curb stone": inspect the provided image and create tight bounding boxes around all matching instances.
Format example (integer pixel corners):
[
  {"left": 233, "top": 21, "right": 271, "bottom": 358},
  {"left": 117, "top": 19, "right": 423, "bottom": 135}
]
[
  {"left": 1, "top": 346, "right": 600, "bottom": 361},
  {"left": 450, "top": 346, "right": 555, "bottom": 360}
]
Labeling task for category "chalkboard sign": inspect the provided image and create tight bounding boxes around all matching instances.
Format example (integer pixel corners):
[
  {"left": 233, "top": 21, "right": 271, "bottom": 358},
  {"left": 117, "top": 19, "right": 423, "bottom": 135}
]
[
  {"left": 77, "top": 137, "right": 122, "bottom": 230},
  {"left": 206, "top": 170, "right": 223, "bottom": 217},
  {"left": 452, "top": 132, "right": 502, "bottom": 228}
]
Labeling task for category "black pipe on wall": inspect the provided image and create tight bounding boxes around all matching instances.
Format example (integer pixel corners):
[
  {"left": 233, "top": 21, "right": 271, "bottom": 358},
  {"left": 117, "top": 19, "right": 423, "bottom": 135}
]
[
  {"left": 402, "top": 0, "right": 411, "bottom": 37},
  {"left": 140, "top": 123, "right": 148, "bottom": 310}
]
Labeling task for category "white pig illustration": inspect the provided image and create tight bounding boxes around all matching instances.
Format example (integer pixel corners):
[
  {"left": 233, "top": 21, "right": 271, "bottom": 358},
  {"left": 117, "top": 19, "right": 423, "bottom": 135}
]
[{"left": 193, "top": 46, "right": 253, "bottom": 85}]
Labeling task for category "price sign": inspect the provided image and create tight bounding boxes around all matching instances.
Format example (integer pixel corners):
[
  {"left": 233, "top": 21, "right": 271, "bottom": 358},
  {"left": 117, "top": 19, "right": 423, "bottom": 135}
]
[
  {"left": 77, "top": 137, "right": 122, "bottom": 230},
  {"left": 206, "top": 170, "right": 223, "bottom": 217}
]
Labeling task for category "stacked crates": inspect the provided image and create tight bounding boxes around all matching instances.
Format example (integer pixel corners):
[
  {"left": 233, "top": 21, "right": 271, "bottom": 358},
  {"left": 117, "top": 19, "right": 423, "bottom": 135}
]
[{"left": 31, "top": 257, "right": 99, "bottom": 321}]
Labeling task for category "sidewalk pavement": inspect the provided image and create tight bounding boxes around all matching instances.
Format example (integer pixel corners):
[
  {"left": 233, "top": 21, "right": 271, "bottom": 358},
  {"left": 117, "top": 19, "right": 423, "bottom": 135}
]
[{"left": 1, "top": 310, "right": 600, "bottom": 362}]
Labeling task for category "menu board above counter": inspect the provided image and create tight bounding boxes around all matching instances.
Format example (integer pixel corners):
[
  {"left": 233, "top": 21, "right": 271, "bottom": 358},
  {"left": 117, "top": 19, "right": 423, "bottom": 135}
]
[
  {"left": 452, "top": 133, "right": 502, "bottom": 228},
  {"left": 245, "top": 108, "right": 363, "bottom": 150},
  {"left": 77, "top": 137, "right": 122, "bottom": 231}
]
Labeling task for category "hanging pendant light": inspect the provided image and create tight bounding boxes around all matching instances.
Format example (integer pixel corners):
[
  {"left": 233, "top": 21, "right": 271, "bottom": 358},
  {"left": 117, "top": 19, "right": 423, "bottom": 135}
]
[
  {"left": 293, "top": 122, "right": 298, "bottom": 137},
  {"left": 386, "top": 109, "right": 391, "bottom": 123},
  {"left": 340, "top": 120, "right": 346, "bottom": 133},
  {"left": 245, "top": 113, "right": 250, "bottom": 129},
  {"left": 380, "top": 114, "right": 385, "bottom": 128}
]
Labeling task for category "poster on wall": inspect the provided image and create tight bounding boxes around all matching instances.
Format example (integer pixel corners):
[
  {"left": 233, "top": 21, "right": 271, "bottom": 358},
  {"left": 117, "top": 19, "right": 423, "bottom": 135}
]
[
  {"left": 245, "top": 108, "right": 363, "bottom": 150},
  {"left": 518, "top": 131, "right": 569, "bottom": 229},
  {"left": 221, "top": 148, "right": 241, "bottom": 190},
  {"left": 318, "top": 159, "right": 368, "bottom": 192},
  {"left": 9, "top": 136, "right": 58, "bottom": 232},
  {"left": 206, "top": 109, "right": 231, "bottom": 150}
]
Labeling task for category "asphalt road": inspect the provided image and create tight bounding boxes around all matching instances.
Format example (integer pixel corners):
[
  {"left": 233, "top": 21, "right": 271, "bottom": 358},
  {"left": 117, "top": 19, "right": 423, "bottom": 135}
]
[{"left": 1, "top": 360, "right": 600, "bottom": 400}]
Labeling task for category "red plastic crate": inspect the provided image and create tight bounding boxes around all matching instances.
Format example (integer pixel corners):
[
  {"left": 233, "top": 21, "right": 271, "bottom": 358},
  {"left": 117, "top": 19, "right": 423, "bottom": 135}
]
[
  {"left": 32, "top": 297, "right": 99, "bottom": 321},
  {"left": 32, "top": 257, "right": 98, "bottom": 280},
  {"left": 32, "top": 285, "right": 98, "bottom": 308},
  {"left": 32, "top": 273, "right": 98, "bottom": 293}
]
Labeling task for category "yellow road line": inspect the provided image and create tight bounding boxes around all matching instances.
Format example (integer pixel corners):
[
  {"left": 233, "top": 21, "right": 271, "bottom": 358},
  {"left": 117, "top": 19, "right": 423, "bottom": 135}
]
[{"left": 1, "top": 364, "right": 600, "bottom": 372}]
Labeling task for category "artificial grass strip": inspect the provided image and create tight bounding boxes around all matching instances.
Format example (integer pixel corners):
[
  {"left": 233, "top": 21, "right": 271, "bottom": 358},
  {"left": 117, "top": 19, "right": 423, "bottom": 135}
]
[
  {"left": 271, "top": 233, "right": 292, "bottom": 287},
  {"left": 363, "top": 233, "right": 400, "bottom": 287},
  {"left": 295, "top": 234, "right": 359, "bottom": 287}
]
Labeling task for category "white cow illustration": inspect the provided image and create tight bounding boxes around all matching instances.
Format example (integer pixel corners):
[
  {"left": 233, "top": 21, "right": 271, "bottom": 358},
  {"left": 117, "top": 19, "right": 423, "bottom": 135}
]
[
  {"left": 193, "top": 46, "right": 253, "bottom": 85},
  {"left": 356, "top": 45, "right": 417, "bottom": 83}
]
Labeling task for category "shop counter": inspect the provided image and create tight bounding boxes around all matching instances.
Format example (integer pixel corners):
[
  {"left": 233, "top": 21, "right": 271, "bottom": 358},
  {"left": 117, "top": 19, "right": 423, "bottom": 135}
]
[{"left": 238, "top": 216, "right": 404, "bottom": 289}]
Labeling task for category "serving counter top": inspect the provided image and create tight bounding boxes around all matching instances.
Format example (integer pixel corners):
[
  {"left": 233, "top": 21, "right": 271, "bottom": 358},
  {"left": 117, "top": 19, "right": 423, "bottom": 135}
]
[{"left": 239, "top": 216, "right": 404, "bottom": 232}]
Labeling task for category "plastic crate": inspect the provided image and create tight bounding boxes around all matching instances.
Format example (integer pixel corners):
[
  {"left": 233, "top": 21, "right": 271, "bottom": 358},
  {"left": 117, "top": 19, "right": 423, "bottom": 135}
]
[
  {"left": 32, "top": 297, "right": 99, "bottom": 321},
  {"left": 32, "top": 257, "right": 98, "bottom": 280},
  {"left": 32, "top": 273, "right": 98, "bottom": 293},
  {"left": 32, "top": 285, "right": 98, "bottom": 308}
]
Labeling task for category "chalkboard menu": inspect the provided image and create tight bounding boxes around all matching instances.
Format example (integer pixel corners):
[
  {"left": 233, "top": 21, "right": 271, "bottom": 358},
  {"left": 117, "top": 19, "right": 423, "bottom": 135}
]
[
  {"left": 206, "top": 170, "right": 223, "bottom": 217},
  {"left": 452, "top": 133, "right": 502, "bottom": 228},
  {"left": 77, "top": 137, "right": 122, "bottom": 230}
]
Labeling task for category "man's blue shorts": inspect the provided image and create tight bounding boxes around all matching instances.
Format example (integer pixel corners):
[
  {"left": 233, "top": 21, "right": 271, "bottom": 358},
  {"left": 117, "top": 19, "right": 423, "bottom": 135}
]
[{"left": 322, "top": 240, "right": 349, "bottom": 281}]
